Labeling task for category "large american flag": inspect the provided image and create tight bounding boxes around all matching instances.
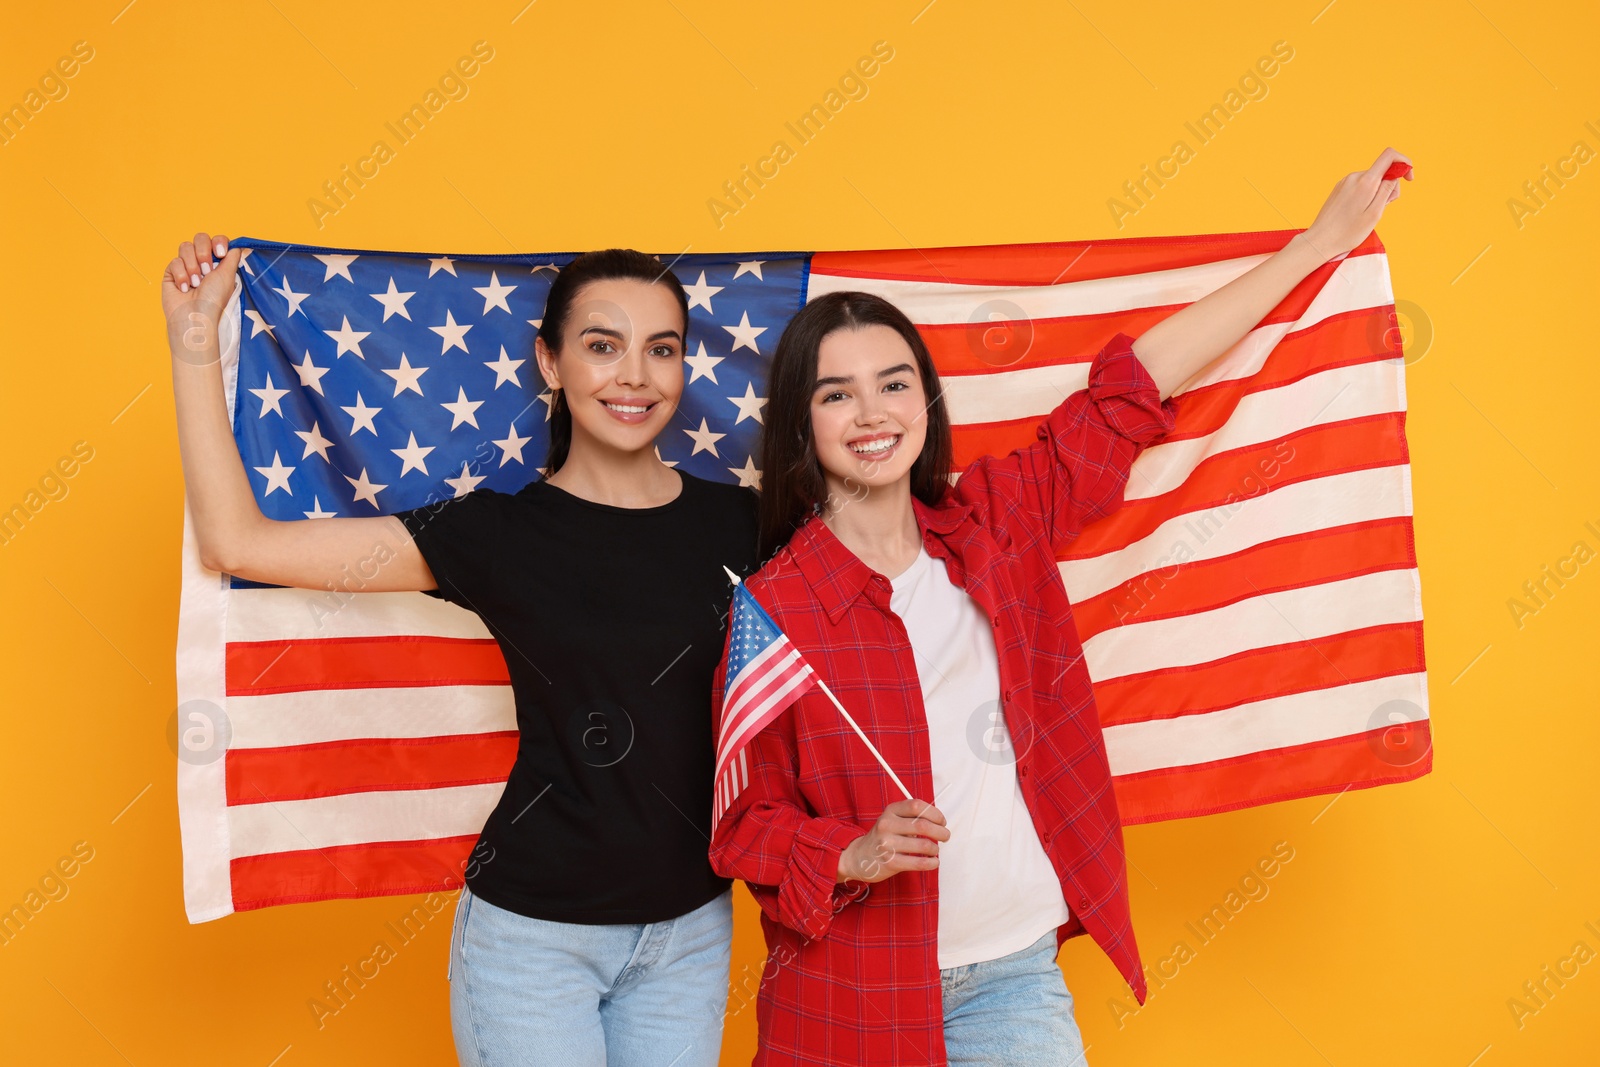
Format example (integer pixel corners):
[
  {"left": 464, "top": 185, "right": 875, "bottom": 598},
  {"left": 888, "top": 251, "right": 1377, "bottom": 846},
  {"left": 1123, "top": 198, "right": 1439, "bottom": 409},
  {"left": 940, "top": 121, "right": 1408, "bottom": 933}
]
[{"left": 176, "top": 230, "right": 1431, "bottom": 922}]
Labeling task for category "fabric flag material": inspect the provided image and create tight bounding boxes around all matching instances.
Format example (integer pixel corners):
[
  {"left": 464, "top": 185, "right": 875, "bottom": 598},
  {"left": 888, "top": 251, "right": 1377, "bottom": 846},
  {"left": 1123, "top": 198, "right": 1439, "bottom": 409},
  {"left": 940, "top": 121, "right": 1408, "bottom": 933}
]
[
  {"left": 175, "top": 229, "right": 1430, "bottom": 922},
  {"left": 712, "top": 581, "right": 819, "bottom": 835}
]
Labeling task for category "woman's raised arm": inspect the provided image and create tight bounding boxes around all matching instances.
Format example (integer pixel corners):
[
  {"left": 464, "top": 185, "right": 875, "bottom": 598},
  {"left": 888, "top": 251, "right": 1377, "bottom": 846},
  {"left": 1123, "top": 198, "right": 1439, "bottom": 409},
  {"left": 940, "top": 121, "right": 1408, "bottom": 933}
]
[
  {"left": 162, "top": 231, "right": 437, "bottom": 593},
  {"left": 1134, "top": 146, "right": 1415, "bottom": 399}
]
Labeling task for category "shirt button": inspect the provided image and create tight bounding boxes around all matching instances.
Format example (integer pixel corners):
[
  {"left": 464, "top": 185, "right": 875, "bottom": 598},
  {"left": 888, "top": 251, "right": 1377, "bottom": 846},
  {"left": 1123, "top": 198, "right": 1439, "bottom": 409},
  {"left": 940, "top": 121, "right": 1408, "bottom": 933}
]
[
  {"left": 1019, "top": 766, "right": 1029, "bottom": 778},
  {"left": 1078, "top": 895, "right": 1090, "bottom": 910}
]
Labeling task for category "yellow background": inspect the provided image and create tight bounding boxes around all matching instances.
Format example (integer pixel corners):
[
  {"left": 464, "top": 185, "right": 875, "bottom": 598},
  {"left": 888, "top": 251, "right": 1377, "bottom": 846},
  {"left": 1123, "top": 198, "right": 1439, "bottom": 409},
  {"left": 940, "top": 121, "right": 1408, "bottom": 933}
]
[{"left": 2, "top": 1, "right": 1596, "bottom": 1063}]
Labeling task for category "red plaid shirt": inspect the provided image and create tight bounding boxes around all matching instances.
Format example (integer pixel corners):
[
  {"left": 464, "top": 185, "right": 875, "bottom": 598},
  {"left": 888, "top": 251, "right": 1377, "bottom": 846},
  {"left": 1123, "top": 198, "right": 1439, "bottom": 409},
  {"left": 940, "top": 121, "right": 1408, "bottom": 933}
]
[{"left": 709, "top": 332, "right": 1178, "bottom": 1066}]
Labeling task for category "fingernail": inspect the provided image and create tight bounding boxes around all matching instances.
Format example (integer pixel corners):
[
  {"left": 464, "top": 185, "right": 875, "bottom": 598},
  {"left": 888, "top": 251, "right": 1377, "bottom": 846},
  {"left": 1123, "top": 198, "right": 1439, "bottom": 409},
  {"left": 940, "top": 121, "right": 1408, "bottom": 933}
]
[
  {"left": 200, "top": 262, "right": 210, "bottom": 276},
  {"left": 190, "top": 273, "right": 200, "bottom": 287},
  {"left": 179, "top": 282, "right": 189, "bottom": 293},
  {"left": 214, "top": 241, "right": 225, "bottom": 256}
]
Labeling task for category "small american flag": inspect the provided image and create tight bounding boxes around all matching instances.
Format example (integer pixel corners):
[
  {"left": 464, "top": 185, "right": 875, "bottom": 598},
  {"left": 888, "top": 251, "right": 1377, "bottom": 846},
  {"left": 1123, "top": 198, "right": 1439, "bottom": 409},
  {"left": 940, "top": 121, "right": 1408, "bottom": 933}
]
[{"left": 711, "top": 578, "right": 819, "bottom": 834}]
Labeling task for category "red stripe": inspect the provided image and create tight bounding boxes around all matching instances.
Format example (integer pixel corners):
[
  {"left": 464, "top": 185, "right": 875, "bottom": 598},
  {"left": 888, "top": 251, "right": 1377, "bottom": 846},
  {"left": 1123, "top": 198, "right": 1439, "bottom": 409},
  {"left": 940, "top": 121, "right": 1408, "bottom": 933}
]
[
  {"left": 1113, "top": 718, "right": 1432, "bottom": 825},
  {"left": 226, "top": 635, "right": 510, "bottom": 696},
  {"left": 230, "top": 835, "right": 479, "bottom": 911},
  {"left": 1091, "top": 622, "right": 1426, "bottom": 728},
  {"left": 1075, "top": 518, "right": 1418, "bottom": 640},
  {"left": 226, "top": 732, "right": 518, "bottom": 805},
  {"left": 812, "top": 229, "right": 1385, "bottom": 288}
]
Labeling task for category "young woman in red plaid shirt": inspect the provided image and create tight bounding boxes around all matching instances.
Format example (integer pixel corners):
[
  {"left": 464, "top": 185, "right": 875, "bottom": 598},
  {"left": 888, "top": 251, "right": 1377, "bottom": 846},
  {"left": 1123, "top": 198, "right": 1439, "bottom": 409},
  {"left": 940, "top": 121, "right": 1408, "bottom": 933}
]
[{"left": 709, "top": 149, "right": 1412, "bottom": 1065}]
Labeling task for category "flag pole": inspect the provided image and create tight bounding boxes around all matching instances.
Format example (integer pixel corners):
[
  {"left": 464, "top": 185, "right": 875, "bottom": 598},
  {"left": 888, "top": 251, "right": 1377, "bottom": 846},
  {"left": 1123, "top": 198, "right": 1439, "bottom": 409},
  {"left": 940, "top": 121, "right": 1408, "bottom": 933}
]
[
  {"left": 724, "top": 567, "right": 913, "bottom": 801},
  {"left": 813, "top": 677, "right": 913, "bottom": 801}
]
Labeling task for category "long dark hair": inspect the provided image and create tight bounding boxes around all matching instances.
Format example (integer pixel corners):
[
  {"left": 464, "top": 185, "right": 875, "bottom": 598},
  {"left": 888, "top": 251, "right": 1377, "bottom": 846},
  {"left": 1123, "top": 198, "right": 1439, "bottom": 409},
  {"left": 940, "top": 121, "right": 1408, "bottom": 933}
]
[
  {"left": 537, "top": 249, "right": 690, "bottom": 474},
  {"left": 758, "top": 291, "right": 954, "bottom": 559}
]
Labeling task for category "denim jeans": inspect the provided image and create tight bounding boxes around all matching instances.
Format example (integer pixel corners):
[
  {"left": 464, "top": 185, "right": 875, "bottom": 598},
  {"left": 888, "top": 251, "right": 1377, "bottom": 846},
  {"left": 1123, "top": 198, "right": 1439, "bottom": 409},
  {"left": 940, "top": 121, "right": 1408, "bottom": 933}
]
[
  {"left": 941, "top": 929, "right": 1089, "bottom": 1066},
  {"left": 447, "top": 884, "right": 734, "bottom": 1066}
]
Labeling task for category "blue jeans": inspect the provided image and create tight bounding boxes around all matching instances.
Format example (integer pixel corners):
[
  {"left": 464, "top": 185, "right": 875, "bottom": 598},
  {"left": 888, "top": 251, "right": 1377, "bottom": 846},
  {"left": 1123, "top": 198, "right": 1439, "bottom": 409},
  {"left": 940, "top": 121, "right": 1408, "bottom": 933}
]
[
  {"left": 447, "top": 884, "right": 734, "bottom": 1066},
  {"left": 941, "top": 929, "right": 1089, "bottom": 1066}
]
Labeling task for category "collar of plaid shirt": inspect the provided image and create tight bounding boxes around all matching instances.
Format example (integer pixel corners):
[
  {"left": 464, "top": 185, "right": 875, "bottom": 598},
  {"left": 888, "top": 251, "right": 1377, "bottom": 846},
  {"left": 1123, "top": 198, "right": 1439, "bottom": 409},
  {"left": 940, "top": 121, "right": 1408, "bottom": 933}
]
[{"left": 711, "top": 333, "right": 1170, "bottom": 1066}]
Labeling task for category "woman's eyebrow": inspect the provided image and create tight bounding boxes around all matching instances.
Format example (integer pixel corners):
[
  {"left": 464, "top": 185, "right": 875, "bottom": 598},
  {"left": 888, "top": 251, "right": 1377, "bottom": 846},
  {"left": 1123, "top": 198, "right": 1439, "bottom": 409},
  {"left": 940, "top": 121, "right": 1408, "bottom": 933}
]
[
  {"left": 579, "top": 326, "right": 683, "bottom": 343},
  {"left": 813, "top": 363, "right": 915, "bottom": 390}
]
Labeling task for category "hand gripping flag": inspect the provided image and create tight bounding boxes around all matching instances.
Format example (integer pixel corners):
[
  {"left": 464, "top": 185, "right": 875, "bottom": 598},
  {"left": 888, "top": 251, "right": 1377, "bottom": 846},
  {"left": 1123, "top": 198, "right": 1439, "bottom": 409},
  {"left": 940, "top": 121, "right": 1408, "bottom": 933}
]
[{"left": 176, "top": 229, "right": 1431, "bottom": 921}]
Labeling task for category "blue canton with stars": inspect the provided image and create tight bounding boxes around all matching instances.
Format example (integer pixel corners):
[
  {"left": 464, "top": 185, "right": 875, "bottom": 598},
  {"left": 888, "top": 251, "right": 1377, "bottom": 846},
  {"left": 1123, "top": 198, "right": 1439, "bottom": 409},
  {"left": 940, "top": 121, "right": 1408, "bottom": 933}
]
[
  {"left": 724, "top": 582, "right": 807, "bottom": 692},
  {"left": 228, "top": 237, "right": 810, "bottom": 543}
]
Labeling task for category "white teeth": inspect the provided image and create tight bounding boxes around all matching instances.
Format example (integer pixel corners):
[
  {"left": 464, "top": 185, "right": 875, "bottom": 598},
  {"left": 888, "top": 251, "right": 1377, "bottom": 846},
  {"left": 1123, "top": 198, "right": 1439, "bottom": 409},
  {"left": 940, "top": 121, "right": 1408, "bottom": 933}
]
[
  {"left": 850, "top": 436, "right": 898, "bottom": 454},
  {"left": 604, "top": 402, "right": 650, "bottom": 413}
]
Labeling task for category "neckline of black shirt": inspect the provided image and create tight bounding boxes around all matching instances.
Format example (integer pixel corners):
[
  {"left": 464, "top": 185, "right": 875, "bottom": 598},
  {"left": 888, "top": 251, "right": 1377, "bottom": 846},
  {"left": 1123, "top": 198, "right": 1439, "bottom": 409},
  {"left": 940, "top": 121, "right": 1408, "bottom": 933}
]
[{"left": 527, "top": 466, "right": 690, "bottom": 515}]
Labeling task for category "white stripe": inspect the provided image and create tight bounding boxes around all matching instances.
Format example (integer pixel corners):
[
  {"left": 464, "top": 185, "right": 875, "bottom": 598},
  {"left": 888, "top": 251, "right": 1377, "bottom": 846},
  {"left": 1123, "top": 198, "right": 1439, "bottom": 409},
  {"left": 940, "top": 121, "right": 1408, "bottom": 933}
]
[
  {"left": 1059, "top": 465, "right": 1413, "bottom": 603},
  {"left": 1104, "top": 671, "right": 1429, "bottom": 775},
  {"left": 176, "top": 499, "right": 236, "bottom": 923},
  {"left": 1120, "top": 359, "right": 1403, "bottom": 502},
  {"left": 229, "top": 685, "right": 516, "bottom": 749},
  {"left": 229, "top": 585, "right": 493, "bottom": 642},
  {"left": 907, "top": 255, "right": 1393, "bottom": 426},
  {"left": 739, "top": 747, "right": 748, "bottom": 789},
  {"left": 228, "top": 781, "right": 507, "bottom": 859},
  {"left": 1082, "top": 568, "right": 1423, "bottom": 682}
]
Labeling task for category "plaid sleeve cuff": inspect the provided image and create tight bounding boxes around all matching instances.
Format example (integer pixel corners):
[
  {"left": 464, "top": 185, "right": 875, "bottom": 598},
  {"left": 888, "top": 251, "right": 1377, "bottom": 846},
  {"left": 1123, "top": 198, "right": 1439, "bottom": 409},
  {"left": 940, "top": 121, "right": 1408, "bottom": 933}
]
[
  {"left": 1085, "top": 331, "right": 1179, "bottom": 445},
  {"left": 781, "top": 816, "right": 867, "bottom": 940}
]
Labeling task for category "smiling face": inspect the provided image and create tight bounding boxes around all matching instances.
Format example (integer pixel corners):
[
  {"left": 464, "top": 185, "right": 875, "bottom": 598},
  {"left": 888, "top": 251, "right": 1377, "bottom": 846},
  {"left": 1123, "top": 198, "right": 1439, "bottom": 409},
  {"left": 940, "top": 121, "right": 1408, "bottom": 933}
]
[
  {"left": 534, "top": 277, "right": 686, "bottom": 457},
  {"left": 810, "top": 323, "right": 931, "bottom": 499}
]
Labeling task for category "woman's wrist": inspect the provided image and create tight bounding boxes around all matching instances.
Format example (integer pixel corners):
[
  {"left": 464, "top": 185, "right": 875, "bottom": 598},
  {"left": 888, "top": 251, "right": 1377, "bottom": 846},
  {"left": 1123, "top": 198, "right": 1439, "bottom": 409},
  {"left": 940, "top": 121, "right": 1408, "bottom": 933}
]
[
  {"left": 834, "top": 838, "right": 858, "bottom": 883},
  {"left": 166, "top": 311, "right": 225, "bottom": 370},
  {"left": 1286, "top": 229, "right": 1338, "bottom": 270}
]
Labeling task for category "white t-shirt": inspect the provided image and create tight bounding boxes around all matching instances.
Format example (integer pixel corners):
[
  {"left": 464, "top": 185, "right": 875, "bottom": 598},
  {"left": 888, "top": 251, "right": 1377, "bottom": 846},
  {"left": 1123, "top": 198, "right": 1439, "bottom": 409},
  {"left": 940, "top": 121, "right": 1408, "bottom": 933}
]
[{"left": 888, "top": 544, "right": 1072, "bottom": 970}]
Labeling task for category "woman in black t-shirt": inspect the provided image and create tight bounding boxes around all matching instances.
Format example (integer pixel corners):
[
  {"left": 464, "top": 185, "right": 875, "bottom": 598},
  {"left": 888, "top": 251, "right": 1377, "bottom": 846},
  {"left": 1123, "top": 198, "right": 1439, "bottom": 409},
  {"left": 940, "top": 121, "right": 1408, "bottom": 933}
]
[{"left": 163, "top": 237, "right": 759, "bottom": 1066}]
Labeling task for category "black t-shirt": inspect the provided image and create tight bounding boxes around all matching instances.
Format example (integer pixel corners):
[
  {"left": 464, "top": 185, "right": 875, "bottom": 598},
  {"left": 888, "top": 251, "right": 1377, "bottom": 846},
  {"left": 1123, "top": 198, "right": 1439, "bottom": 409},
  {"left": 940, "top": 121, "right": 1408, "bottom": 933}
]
[{"left": 394, "top": 468, "right": 761, "bottom": 924}]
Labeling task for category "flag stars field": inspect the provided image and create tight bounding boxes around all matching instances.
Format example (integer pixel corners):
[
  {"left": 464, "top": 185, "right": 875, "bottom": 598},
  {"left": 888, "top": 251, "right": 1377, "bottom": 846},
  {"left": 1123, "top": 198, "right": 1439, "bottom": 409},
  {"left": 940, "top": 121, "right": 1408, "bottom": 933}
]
[{"left": 225, "top": 245, "right": 807, "bottom": 539}]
